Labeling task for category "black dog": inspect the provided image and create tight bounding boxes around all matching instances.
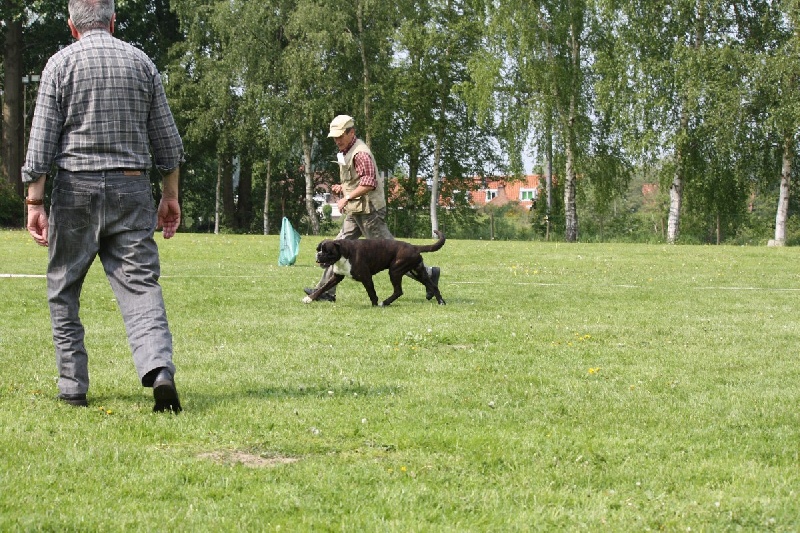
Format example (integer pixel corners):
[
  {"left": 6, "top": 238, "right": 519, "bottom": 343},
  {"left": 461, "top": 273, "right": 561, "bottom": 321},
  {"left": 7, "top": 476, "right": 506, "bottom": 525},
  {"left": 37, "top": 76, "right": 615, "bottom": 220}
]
[{"left": 302, "top": 230, "right": 446, "bottom": 306}]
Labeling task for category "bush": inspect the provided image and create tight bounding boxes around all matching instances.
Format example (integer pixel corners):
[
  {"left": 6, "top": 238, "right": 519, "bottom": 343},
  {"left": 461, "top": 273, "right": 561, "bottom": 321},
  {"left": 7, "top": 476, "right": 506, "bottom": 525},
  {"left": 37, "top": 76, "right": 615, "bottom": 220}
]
[
  {"left": 0, "top": 182, "right": 23, "bottom": 228},
  {"left": 783, "top": 215, "right": 800, "bottom": 246}
]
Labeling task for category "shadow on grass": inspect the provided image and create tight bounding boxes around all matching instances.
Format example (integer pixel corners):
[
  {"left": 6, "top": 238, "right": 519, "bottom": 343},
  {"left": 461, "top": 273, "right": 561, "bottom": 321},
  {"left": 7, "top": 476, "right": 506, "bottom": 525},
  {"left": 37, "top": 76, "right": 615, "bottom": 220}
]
[
  {"left": 239, "top": 383, "right": 403, "bottom": 399},
  {"left": 74, "top": 383, "right": 404, "bottom": 414}
]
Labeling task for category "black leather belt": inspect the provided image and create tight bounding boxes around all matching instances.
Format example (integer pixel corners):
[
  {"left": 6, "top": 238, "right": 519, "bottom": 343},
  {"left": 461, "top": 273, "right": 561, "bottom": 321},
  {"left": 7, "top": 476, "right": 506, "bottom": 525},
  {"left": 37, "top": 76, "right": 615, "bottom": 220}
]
[{"left": 58, "top": 169, "right": 145, "bottom": 176}]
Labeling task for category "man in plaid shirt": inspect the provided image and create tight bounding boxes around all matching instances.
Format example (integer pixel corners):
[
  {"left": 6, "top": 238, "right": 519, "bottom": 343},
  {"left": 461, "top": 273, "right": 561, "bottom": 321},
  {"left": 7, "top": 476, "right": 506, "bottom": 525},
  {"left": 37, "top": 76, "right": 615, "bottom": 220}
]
[
  {"left": 22, "top": 0, "right": 183, "bottom": 413},
  {"left": 304, "top": 115, "right": 441, "bottom": 303}
]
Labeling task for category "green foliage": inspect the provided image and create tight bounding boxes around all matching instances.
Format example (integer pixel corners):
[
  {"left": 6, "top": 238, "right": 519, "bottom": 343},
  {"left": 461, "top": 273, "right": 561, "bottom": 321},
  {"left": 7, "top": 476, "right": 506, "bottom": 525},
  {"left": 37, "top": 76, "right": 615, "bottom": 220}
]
[
  {"left": 3, "top": 231, "right": 800, "bottom": 529},
  {"left": 21, "top": 1, "right": 70, "bottom": 75},
  {"left": 0, "top": 182, "right": 23, "bottom": 228},
  {"left": 732, "top": 170, "right": 800, "bottom": 246},
  {"left": 10, "top": 0, "right": 800, "bottom": 244},
  {"left": 784, "top": 215, "right": 800, "bottom": 246},
  {"left": 437, "top": 203, "right": 485, "bottom": 240},
  {"left": 175, "top": 154, "right": 219, "bottom": 233},
  {"left": 480, "top": 203, "right": 536, "bottom": 241},
  {"left": 116, "top": 0, "right": 183, "bottom": 70},
  {"left": 318, "top": 203, "right": 336, "bottom": 234}
]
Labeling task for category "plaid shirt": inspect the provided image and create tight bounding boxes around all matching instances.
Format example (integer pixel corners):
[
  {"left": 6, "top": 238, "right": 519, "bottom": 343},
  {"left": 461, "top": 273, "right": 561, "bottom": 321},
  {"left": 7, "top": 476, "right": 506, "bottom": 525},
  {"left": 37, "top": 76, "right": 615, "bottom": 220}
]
[
  {"left": 342, "top": 137, "right": 377, "bottom": 189},
  {"left": 22, "top": 30, "right": 183, "bottom": 183}
]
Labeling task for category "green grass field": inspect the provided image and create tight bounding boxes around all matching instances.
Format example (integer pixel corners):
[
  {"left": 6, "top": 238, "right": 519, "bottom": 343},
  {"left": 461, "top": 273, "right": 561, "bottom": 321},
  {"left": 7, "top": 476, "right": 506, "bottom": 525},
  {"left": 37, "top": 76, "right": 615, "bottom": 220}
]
[{"left": 1, "top": 229, "right": 799, "bottom": 531}]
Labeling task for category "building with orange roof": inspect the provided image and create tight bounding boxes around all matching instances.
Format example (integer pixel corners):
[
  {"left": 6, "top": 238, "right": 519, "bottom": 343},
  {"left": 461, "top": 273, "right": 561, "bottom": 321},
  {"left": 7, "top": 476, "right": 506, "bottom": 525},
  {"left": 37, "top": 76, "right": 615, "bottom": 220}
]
[
  {"left": 470, "top": 175, "right": 542, "bottom": 210},
  {"left": 318, "top": 174, "right": 544, "bottom": 218}
]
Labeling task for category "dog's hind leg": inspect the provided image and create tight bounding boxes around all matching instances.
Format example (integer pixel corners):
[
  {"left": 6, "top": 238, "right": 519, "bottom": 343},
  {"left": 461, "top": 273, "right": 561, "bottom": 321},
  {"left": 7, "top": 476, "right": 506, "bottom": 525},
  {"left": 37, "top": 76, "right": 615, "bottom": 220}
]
[
  {"left": 303, "top": 274, "right": 345, "bottom": 303},
  {"left": 381, "top": 269, "right": 406, "bottom": 307},
  {"left": 410, "top": 264, "right": 445, "bottom": 305}
]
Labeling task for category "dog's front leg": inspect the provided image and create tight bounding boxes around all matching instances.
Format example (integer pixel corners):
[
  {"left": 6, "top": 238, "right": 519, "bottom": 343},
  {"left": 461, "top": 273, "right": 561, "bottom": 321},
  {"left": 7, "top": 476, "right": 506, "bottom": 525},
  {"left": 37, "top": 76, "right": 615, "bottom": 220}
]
[
  {"left": 356, "top": 276, "right": 381, "bottom": 306},
  {"left": 302, "top": 274, "right": 345, "bottom": 303}
]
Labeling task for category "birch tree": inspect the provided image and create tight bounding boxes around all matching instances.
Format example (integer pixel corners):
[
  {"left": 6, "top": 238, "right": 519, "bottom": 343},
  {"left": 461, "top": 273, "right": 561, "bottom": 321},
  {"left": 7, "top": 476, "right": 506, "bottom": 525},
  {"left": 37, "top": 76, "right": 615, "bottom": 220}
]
[
  {"left": 169, "top": 0, "right": 243, "bottom": 231},
  {"left": 222, "top": 0, "right": 295, "bottom": 234},
  {"left": 680, "top": 9, "right": 754, "bottom": 243},
  {"left": 766, "top": 0, "right": 800, "bottom": 245},
  {"left": 469, "top": 0, "right": 600, "bottom": 242},
  {"left": 281, "top": 0, "right": 358, "bottom": 234},
  {"left": 616, "top": 0, "right": 739, "bottom": 244},
  {"left": 170, "top": 0, "right": 286, "bottom": 232},
  {"left": 393, "top": 0, "right": 493, "bottom": 238}
]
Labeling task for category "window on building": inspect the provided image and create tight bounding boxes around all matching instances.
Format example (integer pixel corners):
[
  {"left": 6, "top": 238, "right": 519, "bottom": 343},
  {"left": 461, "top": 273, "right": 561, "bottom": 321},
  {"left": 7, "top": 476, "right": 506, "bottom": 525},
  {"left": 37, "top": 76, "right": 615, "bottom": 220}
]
[
  {"left": 486, "top": 189, "right": 497, "bottom": 201},
  {"left": 520, "top": 189, "right": 538, "bottom": 201}
]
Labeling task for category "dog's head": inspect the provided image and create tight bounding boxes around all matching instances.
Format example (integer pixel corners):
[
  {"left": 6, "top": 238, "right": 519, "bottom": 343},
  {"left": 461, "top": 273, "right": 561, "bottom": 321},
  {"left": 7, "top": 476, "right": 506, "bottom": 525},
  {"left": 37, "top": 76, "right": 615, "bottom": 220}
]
[{"left": 315, "top": 240, "right": 343, "bottom": 268}]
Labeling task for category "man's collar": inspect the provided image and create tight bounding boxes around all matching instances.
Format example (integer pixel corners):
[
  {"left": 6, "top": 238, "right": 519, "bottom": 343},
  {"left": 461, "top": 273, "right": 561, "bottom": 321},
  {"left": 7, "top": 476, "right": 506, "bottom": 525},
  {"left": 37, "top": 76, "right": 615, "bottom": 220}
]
[
  {"left": 80, "top": 29, "right": 112, "bottom": 39},
  {"left": 340, "top": 136, "right": 358, "bottom": 154}
]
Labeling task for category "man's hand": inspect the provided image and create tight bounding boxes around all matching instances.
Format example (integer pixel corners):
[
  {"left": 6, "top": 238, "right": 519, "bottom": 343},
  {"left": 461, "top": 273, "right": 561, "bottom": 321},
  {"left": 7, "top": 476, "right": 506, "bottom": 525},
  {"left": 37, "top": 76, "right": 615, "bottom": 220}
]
[
  {"left": 27, "top": 205, "right": 49, "bottom": 247},
  {"left": 337, "top": 196, "right": 348, "bottom": 214},
  {"left": 157, "top": 197, "right": 181, "bottom": 239}
]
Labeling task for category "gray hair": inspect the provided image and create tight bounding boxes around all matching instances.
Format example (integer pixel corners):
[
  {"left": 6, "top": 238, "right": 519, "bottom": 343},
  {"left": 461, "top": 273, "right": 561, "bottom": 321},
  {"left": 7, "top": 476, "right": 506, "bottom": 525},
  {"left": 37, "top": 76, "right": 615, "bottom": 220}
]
[{"left": 68, "top": 0, "right": 115, "bottom": 33}]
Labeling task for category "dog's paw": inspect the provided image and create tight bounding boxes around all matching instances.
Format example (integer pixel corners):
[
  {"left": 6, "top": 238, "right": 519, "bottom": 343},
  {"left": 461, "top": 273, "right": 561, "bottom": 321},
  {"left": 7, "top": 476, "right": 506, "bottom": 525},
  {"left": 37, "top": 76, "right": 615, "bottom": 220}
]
[{"left": 302, "top": 296, "right": 313, "bottom": 304}]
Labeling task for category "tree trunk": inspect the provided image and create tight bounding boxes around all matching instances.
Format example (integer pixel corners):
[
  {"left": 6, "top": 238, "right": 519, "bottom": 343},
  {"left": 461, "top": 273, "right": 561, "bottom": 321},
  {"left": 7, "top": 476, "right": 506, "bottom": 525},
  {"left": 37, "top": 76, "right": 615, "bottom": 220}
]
[
  {"left": 214, "top": 159, "right": 222, "bottom": 234},
  {"left": 301, "top": 130, "right": 320, "bottom": 235},
  {"left": 668, "top": 4, "right": 705, "bottom": 245},
  {"left": 773, "top": 131, "right": 793, "bottom": 246},
  {"left": 430, "top": 67, "right": 450, "bottom": 237},
  {"left": 668, "top": 92, "right": 693, "bottom": 244},
  {"left": 408, "top": 144, "right": 420, "bottom": 184},
  {"left": 222, "top": 155, "right": 235, "bottom": 227},
  {"left": 564, "top": 140, "right": 578, "bottom": 242},
  {"left": 356, "top": 0, "right": 372, "bottom": 148},
  {"left": 430, "top": 131, "right": 441, "bottom": 237},
  {"left": 263, "top": 159, "right": 271, "bottom": 235},
  {"left": 667, "top": 157, "right": 683, "bottom": 244},
  {"left": 563, "top": 19, "right": 580, "bottom": 243},
  {"left": 3, "top": 16, "right": 24, "bottom": 196},
  {"left": 236, "top": 155, "right": 253, "bottom": 230},
  {"left": 545, "top": 115, "right": 553, "bottom": 241}
]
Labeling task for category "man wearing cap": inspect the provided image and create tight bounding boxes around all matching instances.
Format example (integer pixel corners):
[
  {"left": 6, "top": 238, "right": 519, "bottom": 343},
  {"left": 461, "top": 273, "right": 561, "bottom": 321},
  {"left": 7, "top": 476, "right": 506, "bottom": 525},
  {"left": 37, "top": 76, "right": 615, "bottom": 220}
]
[{"left": 304, "top": 114, "right": 441, "bottom": 302}]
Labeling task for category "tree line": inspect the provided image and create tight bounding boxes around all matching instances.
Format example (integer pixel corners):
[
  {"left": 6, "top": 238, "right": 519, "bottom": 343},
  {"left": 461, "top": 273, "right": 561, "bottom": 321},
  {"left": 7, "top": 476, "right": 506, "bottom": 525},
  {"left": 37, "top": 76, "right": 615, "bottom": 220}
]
[{"left": 1, "top": 0, "right": 798, "bottom": 244}]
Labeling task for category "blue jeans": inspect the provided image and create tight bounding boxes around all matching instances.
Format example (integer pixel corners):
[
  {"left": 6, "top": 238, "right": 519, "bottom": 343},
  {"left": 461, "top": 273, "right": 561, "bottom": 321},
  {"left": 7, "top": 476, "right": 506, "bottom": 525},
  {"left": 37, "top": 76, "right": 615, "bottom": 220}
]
[{"left": 48, "top": 170, "right": 175, "bottom": 395}]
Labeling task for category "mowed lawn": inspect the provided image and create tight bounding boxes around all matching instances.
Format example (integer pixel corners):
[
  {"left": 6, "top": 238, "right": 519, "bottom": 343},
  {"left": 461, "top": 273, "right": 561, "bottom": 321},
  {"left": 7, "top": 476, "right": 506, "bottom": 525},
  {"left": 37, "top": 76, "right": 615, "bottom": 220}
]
[{"left": 1, "top": 229, "right": 798, "bottom": 531}]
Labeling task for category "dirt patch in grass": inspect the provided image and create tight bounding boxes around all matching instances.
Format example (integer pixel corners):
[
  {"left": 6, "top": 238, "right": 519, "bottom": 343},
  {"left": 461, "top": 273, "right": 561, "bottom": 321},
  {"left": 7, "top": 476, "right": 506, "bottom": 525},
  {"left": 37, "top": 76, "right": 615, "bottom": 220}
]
[{"left": 198, "top": 450, "right": 299, "bottom": 468}]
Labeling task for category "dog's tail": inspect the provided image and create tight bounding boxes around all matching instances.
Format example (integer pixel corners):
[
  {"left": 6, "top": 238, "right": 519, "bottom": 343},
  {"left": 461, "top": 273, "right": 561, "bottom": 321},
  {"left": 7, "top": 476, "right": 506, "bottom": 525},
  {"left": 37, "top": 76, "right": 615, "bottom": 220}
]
[{"left": 415, "top": 230, "right": 446, "bottom": 253}]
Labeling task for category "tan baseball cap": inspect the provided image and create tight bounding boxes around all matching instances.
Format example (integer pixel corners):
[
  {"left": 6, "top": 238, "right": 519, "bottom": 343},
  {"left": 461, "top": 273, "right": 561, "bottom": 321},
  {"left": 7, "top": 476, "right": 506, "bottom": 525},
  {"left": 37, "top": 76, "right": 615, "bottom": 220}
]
[{"left": 328, "top": 115, "right": 355, "bottom": 138}]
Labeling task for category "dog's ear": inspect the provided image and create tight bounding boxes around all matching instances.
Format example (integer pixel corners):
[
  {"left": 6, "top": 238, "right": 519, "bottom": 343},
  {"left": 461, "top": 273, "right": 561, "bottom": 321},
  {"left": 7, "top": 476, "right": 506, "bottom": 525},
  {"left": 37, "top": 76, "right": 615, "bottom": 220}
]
[{"left": 317, "top": 241, "right": 324, "bottom": 252}]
